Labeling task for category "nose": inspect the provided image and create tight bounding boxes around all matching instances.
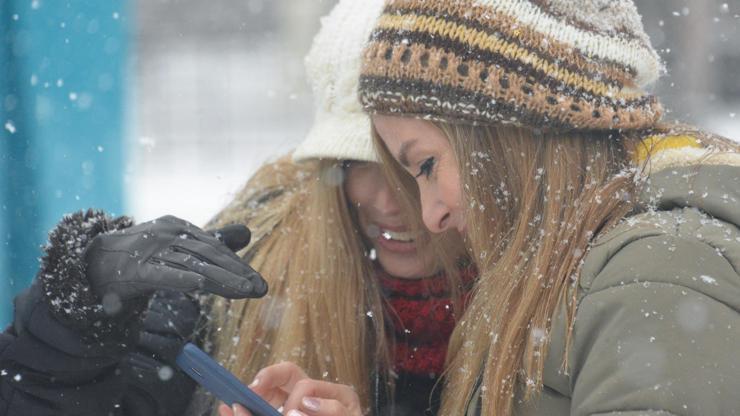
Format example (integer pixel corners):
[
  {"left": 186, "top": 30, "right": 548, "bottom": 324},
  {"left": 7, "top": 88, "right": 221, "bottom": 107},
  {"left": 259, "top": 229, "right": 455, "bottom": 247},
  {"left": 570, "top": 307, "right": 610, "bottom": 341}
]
[
  {"left": 420, "top": 188, "right": 452, "bottom": 234},
  {"left": 375, "top": 179, "right": 402, "bottom": 217}
]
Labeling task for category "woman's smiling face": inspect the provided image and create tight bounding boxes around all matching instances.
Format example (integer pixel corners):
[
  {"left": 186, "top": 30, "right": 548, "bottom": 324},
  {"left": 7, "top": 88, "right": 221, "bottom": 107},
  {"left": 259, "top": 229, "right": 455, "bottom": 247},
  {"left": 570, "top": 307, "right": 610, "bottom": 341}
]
[
  {"left": 343, "top": 160, "right": 438, "bottom": 278},
  {"left": 372, "top": 115, "right": 466, "bottom": 235}
]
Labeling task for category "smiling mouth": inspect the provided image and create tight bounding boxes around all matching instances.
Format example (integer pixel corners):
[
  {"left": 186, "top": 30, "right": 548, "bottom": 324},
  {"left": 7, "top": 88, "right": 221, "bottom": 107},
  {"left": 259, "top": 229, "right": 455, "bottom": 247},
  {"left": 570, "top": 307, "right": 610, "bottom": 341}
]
[{"left": 380, "top": 229, "right": 415, "bottom": 243}]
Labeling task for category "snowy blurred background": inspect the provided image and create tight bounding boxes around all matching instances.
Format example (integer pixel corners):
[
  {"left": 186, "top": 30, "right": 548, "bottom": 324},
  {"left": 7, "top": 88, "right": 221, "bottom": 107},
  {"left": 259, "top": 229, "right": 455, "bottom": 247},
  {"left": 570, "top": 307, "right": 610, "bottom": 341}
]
[
  {"left": 130, "top": 0, "right": 740, "bottom": 226},
  {"left": 130, "top": 0, "right": 334, "bottom": 226},
  {"left": 1, "top": 0, "right": 739, "bottom": 325}
]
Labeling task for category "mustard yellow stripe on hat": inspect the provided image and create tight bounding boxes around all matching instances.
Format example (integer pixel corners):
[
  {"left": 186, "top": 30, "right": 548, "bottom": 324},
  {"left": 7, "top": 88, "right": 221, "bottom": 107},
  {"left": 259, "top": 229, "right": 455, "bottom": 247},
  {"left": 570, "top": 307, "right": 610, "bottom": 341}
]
[
  {"left": 631, "top": 135, "right": 702, "bottom": 165},
  {"left": 376, "top": 13, "right": 645, "bottom": 101}
]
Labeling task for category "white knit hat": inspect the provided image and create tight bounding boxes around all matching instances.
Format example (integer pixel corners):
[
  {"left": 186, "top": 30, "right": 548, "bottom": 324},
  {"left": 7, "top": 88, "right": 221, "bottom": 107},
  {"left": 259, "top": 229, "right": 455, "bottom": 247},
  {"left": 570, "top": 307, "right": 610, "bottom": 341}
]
[{"left": 292, "top": 0, "right": 385, "bottom": 163}]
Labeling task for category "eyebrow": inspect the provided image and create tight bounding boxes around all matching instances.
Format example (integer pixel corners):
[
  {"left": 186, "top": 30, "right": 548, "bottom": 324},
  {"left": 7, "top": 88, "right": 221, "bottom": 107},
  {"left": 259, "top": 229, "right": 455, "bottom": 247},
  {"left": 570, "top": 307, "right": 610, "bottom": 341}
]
[{"left": 397, "top": 139, "right": 418, "bottom": 167}]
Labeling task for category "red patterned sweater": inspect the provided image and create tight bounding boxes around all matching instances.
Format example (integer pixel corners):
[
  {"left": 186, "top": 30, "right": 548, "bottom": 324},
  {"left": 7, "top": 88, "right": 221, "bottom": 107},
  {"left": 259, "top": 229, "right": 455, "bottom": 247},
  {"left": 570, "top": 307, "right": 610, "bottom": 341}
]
[{"left": 376, "top": 266, "right": 476, "bottom": 415}]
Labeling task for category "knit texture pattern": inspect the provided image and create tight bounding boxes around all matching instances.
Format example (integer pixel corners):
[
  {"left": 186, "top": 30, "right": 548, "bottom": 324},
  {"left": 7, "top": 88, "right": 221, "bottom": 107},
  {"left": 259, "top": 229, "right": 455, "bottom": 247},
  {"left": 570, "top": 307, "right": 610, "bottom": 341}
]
[
  {"left": 359, "top": 0, "right": 664, "bottom": 130},
  {"left": 292, "top": 0, "right": 385, "bottom": 162},
  {"left": 378, "top": 266, "right": 476, "bottom": 377},
  {"left": 39, "top": 209, "right": 139, "bottom": 336}
]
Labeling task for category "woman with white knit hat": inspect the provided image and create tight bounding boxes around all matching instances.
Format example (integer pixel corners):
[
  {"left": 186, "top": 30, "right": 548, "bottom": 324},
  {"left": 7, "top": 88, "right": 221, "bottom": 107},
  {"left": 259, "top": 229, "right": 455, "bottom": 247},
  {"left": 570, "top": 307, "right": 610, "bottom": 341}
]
[
  {"left": 208, "top": 0, "right": 469, "bottom": 415},
  {"left": 360, "top": 0, "right": 740, "bottom": 415},
  {"left": 0, "top": 1, "right": 468, "bottom": 416}
]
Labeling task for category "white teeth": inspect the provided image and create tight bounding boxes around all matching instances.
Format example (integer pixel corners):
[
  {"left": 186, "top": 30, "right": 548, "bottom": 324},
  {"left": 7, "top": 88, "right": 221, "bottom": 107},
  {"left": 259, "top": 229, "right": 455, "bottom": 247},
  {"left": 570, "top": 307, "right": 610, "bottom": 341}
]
[{"left": 380, "top": 229, "right": 414, "bottom": 242}]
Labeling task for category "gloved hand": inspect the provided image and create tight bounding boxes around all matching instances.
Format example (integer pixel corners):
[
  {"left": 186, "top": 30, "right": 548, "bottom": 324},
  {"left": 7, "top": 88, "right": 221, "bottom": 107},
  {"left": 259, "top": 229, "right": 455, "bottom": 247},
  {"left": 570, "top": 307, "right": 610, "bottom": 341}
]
[
  {"left": 119, "top": 290, "right": 202, "bottom": 415},
  {"left": 84, "top": 215, "right": 267, "bottom": 307},
  {"left": 136, "top": 289, "right": 202, "bottom": 363}
]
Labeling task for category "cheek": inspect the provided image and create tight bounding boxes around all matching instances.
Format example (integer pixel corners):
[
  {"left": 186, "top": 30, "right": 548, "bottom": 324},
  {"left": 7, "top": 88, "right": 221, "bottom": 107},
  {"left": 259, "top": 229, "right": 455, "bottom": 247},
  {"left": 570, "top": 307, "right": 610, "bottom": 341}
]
[
  {"left": 345, "top": 180, "right": 371, "bottom": 233},
  {"left": 440, "top": 160, "right": 463, "bottom": 209},
  {"left": 345, "top": 175, "right": 365, "bottom": 208},
  {"left": 344, "top": 168, "right": 377, "bottom": 215}
]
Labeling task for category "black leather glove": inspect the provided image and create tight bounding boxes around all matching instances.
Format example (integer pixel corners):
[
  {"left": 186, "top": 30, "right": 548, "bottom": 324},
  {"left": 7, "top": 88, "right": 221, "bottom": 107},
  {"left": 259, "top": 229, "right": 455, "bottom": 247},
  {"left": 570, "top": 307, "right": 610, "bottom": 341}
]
[
  {"left": 119, "top": 290, "right": 201, "bottom": 415},
  {"left": 136, "top": 289, "right": 202, "bottom": 362},
  {"left": 84, "top": 215, "right": 267, "bottom": 306}
]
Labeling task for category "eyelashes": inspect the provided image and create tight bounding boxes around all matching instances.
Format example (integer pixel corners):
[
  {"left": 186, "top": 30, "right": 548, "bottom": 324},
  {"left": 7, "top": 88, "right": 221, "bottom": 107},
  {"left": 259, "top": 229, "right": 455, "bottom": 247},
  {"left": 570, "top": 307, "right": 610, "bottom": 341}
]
[{"left": 415, "top": 157, "right": 435, "bottom": 179}]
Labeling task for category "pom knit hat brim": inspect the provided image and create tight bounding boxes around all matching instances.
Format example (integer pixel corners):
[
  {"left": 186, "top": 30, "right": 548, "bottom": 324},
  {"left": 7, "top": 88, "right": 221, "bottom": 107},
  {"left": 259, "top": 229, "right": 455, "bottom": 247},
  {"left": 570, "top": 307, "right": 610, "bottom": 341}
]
[{"left": 292, "top": 112, "right": 377, "bottom": 162}]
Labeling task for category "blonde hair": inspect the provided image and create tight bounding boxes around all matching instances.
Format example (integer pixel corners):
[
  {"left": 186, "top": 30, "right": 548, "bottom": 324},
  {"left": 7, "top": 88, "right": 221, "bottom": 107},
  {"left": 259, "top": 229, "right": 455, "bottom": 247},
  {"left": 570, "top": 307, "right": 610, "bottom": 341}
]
[
  {"left": 438, "top": 124, "right": 643, "bottom": 415},
  {"left": 375, "top": 122, "right": 740, "bottom": 415},
  {"left": 206, "top": 155, "right": 465, "bottom": 412}
]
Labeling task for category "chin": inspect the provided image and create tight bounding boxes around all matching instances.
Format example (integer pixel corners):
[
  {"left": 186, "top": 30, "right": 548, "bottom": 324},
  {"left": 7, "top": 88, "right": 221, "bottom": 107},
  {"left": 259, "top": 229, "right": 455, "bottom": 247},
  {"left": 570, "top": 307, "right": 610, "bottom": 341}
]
[{"left": 377, "top": 255, "right": 433, "bottom": 279}]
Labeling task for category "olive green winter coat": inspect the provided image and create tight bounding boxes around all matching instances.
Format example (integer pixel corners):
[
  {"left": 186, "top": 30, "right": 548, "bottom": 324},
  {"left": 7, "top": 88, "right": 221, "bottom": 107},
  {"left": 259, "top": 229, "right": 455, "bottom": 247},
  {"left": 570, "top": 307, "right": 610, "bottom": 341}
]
[{"left": 469, "top": 151, "right": 740, "bottom": 415}]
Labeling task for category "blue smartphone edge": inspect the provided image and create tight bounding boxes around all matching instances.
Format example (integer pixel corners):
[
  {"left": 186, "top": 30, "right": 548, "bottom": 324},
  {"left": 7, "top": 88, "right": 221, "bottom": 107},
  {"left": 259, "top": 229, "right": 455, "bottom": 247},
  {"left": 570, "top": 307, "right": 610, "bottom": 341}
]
[{"left": 175, "top": 343, "right": 282, "bottom": 416}]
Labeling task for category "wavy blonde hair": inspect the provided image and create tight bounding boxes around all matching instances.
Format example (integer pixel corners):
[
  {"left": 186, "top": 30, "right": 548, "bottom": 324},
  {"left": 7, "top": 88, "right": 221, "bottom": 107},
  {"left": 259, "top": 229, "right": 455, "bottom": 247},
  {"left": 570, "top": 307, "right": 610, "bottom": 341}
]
[
  {"left": 205, "top": 154, "right": 465, "bottom": 412},
  {"left": 375, "top": 121, "right": 739, "bottom": 415}
]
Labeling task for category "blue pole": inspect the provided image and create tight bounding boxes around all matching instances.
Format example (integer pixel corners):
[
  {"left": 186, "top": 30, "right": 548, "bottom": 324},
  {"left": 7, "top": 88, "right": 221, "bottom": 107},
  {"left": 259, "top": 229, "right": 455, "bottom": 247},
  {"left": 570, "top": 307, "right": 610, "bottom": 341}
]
[{"left": 1, "top": 0, "right": 128, "bottom": 327}]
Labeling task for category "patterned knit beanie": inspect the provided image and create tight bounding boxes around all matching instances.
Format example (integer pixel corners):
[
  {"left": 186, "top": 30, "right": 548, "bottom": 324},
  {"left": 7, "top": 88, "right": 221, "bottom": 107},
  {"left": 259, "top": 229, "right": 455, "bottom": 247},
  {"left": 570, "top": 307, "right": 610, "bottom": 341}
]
[{"left": 359, "top": 0, "right": 664, "bottom": 130}]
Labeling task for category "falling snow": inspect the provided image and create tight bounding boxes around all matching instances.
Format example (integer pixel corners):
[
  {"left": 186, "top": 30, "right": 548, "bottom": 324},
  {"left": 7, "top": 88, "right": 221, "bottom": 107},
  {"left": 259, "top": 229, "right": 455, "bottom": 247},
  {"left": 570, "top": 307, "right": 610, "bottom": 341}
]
[
  {"left": 4, "top": 121, "right": 16, "bottom": 134},
  {"left": 699, "top": 275, "right": 718, "bottom": 285}
]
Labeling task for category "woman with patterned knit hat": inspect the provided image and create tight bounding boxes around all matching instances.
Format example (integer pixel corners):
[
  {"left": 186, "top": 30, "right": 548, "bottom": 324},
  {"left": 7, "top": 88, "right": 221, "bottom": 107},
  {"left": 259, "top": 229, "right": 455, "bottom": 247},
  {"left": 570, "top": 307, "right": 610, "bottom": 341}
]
[{"left": 357, "top": 0, "right": 740, "bottom": 415}]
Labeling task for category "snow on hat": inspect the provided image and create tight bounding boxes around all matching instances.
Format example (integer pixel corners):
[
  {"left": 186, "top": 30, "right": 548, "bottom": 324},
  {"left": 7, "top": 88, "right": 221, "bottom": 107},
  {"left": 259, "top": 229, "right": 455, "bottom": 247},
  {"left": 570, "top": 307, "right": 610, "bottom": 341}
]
[
  {"left": 292, "top": 0, "right": 385, "bottom": 163},
  {"left": 358, "top": 0, "right": 665, "bottom": 130}
]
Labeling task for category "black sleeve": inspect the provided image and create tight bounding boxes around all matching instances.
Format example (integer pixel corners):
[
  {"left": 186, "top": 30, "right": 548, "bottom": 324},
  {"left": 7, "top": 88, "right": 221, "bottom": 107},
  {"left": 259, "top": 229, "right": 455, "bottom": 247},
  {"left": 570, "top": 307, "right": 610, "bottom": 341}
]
[
  {"left": 0, "top": 210, "right": 138, "bottom": 416},
  {"left": 0, "top": 211, "right": 202, "bottom": 416},
  {"left": 0, "top": 288, "right": 203, "bottom": 416},
  {"left": 0, "top": 280, "right": 135, "bottom": 415}
]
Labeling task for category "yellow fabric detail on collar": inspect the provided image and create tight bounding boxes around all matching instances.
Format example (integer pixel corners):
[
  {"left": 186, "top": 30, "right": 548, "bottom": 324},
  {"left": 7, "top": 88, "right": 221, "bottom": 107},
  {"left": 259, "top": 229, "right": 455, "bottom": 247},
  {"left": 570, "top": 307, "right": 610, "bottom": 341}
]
[{"left": 632, "top": 134, "right": 702, "bottom": 164}]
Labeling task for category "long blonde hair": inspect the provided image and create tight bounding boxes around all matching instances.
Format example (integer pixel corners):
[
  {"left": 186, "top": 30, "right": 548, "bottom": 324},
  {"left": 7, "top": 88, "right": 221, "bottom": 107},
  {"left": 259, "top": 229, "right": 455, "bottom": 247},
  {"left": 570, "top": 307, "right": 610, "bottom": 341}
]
[
  {"left": 375, "top": 121, "right": 738, "bottom": 415},
  {"left": 206, "top": 155, "right": 465, "bottom": 412},
  {"left": 439, "top": 124, "right": 640, "bottom": 415},
  {"left": 205, "top": 157, "right": 387, "bottom": 411}
]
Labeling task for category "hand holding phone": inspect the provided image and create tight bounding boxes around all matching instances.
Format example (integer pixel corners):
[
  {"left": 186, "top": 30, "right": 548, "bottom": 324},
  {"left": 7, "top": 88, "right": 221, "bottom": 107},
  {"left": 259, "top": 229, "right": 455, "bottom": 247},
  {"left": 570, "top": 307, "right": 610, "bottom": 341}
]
[{"left": 176, "top": 343, "right": 281, "bottom": 416}]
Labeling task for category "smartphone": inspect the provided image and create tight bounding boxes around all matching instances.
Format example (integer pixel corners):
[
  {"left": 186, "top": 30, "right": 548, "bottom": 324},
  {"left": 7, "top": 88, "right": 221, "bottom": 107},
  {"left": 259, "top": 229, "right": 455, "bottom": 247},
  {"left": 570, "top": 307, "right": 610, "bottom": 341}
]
[{"left": 176, "top": 343, "right": 282, "bottom": 416}]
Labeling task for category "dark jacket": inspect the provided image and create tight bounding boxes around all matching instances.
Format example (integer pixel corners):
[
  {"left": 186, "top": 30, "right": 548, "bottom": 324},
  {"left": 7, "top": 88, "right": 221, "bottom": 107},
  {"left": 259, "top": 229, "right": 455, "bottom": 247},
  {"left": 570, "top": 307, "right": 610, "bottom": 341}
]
[{"left": 0, "top": 212, "right": 201, "bottom": 416}]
